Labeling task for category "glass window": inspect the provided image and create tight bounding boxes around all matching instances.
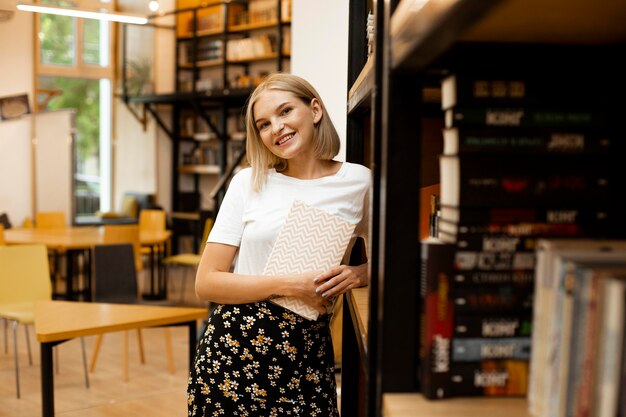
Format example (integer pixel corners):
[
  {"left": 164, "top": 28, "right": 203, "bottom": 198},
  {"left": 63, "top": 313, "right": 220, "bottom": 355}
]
[
  {"left": 36, "top": 0, "right": 115, "bottom": 221},
  {"left": 39, "top": 14, "right": 76, "bottom": 66}
]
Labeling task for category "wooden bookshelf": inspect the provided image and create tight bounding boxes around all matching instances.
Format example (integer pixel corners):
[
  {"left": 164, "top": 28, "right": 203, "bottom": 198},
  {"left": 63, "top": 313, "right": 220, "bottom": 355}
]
[{"left": 383, "top": 394, "right": 530, "bottom": 417}]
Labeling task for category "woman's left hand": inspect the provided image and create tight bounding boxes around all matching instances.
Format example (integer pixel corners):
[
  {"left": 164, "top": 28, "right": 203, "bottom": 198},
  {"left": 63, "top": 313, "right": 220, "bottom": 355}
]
[{"left": 313, "top": 263, "right": 369, "bottom": 300}]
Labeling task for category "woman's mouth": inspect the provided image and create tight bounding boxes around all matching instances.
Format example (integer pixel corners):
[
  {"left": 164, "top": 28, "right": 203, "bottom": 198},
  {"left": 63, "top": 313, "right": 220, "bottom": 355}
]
[{"left": 276, "top": 133, "right": 294, "bottom": 146}]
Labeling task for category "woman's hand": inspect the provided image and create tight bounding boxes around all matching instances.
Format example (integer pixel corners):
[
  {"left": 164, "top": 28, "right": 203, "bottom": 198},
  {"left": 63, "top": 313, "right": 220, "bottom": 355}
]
[
  {"left": 312, "top": 263, "right": 369, "bottom": 300},
  {"left": 288, "top": 271, "right": 334, "bottom": 315}
]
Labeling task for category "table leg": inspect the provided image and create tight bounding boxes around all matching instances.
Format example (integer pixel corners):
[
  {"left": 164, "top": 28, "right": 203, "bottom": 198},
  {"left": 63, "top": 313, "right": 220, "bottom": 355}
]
[
  {"left": 41, "top": 342, "right": 55, "bottom": 417},
  {"left": 65, "top": 251, "right": 75, "bottom": 300}
]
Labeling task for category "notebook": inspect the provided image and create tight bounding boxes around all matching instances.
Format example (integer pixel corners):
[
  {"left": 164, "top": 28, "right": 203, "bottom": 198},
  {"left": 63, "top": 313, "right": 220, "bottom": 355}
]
[{"left": 263, "top": 200, "right": 357, "bottom": 320}]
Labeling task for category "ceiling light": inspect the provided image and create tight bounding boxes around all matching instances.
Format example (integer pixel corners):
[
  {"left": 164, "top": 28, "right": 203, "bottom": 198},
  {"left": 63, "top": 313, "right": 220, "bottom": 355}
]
[
  {"left": 16, "top": 3, "right": 148, "bottom": 25},
  {"left": 148, "top": 0, "right": 159, "bottom": 12}
]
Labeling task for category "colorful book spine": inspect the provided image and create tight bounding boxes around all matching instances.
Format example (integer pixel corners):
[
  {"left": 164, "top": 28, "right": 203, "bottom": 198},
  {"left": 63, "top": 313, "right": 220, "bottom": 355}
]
[
  {"left": 420, "top": 239, "right": 456, "bottom": 399},
  {"left": 452, "top": 337, "right": 531, "bottom": 361},
  {"left": 439, "top": 205, "right": 611, "bottom": 227},
  {"left": 440, "top": 73, "right": 608, "bottom": 110},
  {"left": 449, "top": 360, "right": 529, "bottom": 397},
  {"left": 453, "top": 314, "right": 533, "bottom": 338},
  {"left": 442, "top": 127, "right": 615, "bottom": 155},
  {"left": 453, "top": 270, "right": 534, "bottom": 286},
  {"left": 439, "top": 154, "right": 613, "bottom": 208},
  {"left": 445, "top": 106, "right": 608, "bottom": 129}
]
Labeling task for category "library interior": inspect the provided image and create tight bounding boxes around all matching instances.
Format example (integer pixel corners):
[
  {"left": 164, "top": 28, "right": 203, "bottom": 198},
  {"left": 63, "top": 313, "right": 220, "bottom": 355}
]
[{"left": 1, "top": 0, "right": 626, "bottom": 417}]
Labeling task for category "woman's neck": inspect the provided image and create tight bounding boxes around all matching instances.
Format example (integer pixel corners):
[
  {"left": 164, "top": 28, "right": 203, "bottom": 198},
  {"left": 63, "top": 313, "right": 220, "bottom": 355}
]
[{"left": 280, "top": 159, "right": 341, "bottom": 180}]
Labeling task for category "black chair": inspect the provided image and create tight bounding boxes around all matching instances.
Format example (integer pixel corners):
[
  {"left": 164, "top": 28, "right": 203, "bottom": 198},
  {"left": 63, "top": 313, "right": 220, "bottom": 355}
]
[
  {"left": 89, "top": 243, "right": 175, "bottom": 381},
  {"left": 0, "top": 212, "right": 11, "bottom": 229}
]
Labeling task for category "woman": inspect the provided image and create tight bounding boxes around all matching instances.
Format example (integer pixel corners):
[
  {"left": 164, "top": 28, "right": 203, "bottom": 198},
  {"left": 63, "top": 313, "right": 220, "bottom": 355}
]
[{"left": 188, "top": 73, "right": 370, "bottom": 416}]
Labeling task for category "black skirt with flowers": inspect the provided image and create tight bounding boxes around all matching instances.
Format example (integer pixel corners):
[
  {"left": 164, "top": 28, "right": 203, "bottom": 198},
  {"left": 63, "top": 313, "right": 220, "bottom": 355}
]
[{"left": 187, "top": 301, "right": 338, "bottom": 417}]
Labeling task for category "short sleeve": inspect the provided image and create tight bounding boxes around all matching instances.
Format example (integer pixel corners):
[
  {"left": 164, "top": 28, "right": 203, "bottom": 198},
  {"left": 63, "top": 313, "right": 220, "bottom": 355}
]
[{"left": 207, "top": 168, "right": 251, "bottom": 247}]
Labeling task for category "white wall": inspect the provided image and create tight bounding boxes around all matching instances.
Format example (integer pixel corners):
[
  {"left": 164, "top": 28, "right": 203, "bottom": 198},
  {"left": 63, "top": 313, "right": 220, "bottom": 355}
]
[
  {"left": 291, "top": 0, "right": 349, "bottom": 161},
  {"left": 0, "top": 10, "right": 34, "bottom": 226}
]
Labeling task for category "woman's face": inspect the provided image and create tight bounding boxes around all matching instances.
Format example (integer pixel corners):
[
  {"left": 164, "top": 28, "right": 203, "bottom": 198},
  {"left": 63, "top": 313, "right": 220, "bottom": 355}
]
[{"left": 252, "top": 89, "right": 322, "bottom": 162}]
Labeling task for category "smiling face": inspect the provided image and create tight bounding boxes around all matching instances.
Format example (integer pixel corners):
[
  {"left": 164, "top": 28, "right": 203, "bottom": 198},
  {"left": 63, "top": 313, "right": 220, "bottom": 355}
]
[{"left": 252, "top": 89, "right": 322, "bottom": 162}]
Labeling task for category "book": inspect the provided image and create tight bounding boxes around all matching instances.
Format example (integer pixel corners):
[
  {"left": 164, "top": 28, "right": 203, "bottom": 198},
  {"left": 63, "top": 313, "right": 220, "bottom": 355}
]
[
  {"left": 453, "top": 285, "right": 534, "bottom": 314},
  {"left": 452, "top": 233, "right": 538, "bottom": 252},
  {"left": 439, "top": 154, "right": 613, "bottom": 208},
  {"left": 263, "top": 200, "right": 356, "bottom": 321},
  {"left": 419, "top": 238, "right": 456, "bottom": 399},
  {"left": 453, "top": 270, "right": 534, "bottom": 286},
  {"left": 442, "top": 126, "right": 614, "bottom": 155},
  {"left": 453, "top": 314, "right": 532, "bottom": 338},
  {"left": 445, "top": 106, "right": 609, "bottom": 129},
  {"left": 439, "top": 205, "right": 611, "bottom": 227},
  {"left": 449, "top": 360, "right": 529, "bottom": 397},
  {"left": 451, "top": 337, "right": 531, "bottom": 362},
  {"left": 565, "top": 265, "right": 626, "bottom": 417},
  {"left": 437, "top": 218, "right": 593, "bottom": 241},
  {"left": 440, "top": 73, "right": 609, "bottom": 111},
  {"left": 527, "top": 239, "right": 626, "bottom": 417},
  {"left": 454, "top": 250, "right": 535, "bottom": 271},
  {"left": 592, "top": 273, "right": 626, "bottom": 417}
]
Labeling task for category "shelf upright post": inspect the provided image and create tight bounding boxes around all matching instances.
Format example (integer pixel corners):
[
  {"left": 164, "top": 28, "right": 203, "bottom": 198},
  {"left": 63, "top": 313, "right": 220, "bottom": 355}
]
[{"left": 277, "top": 0, "right": 283, "bottom": 71}]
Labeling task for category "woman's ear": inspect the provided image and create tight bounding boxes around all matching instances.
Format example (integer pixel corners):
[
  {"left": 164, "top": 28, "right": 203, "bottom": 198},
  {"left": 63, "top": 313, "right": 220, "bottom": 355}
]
[{"left": 310, "top": 98, "right": 323, "bottom": 124}]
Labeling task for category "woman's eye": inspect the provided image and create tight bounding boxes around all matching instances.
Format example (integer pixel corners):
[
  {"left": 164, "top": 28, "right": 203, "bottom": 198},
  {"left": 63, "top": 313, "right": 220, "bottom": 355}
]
[
  {"left": 281, "top": 107, "right": 292, "bottom": 116},
  {"left": 258, "top": 122, "right": 269, "bottom": 130}
]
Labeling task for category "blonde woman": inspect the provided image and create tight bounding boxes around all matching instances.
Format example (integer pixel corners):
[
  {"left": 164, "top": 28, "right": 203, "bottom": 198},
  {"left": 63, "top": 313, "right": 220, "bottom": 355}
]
[{"left": 188, "top": 73, "right": 370, "bottom": 416}]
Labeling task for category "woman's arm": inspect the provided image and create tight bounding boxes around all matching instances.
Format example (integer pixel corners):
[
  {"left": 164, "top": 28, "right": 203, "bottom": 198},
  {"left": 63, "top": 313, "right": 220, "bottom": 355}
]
[
  {"left": 194, "top": 242, "right": 331, "bottom": 313},
  {"left": 311, "top": 262, "right": 369, "bottom": 300}
]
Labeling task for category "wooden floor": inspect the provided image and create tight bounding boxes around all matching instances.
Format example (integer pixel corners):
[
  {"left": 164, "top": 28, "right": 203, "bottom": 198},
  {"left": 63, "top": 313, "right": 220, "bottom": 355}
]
[{"left": 0, "top": 265, "right": 342, "bottom": 417}]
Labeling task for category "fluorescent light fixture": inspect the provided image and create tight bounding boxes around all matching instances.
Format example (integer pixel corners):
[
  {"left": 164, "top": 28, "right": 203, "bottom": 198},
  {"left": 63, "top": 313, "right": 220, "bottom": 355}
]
[{"left": 16, "top": 3, "right": 148, "bottom": 25}]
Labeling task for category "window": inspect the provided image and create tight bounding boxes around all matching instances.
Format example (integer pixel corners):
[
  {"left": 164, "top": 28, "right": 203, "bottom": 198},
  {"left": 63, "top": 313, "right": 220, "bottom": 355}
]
[{"left": 35, "top": 0, "right": 114, "bottom": 221}]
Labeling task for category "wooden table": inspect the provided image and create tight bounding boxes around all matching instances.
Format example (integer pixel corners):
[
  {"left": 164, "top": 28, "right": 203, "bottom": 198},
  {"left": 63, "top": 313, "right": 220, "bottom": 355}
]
[
  {"left": 35, "top": 300, "right": 208, "bottom": 417},
  {"left": 5, "top": 227, "right": 172, "bottom": 300}
]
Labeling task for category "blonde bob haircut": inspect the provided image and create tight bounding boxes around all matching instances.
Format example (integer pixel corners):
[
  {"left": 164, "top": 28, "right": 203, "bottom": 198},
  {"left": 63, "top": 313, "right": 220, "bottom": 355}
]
[{"left": 245, "top": 72, "right": 340, "bottom": 192}]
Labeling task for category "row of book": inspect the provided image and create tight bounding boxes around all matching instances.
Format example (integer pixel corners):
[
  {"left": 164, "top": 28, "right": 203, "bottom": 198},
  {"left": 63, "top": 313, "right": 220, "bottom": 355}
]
[
  {"left": 528, "top": 239, "right": 626, "bottom": 417},
  {"left": 419, "top": 66, "right": 626, "bottom": 403}
]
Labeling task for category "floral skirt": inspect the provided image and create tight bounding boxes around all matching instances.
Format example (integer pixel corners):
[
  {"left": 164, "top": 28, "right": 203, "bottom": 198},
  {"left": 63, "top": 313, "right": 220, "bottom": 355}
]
[{"left": 187, "top": 301, "right": 338, "bottom": 417}]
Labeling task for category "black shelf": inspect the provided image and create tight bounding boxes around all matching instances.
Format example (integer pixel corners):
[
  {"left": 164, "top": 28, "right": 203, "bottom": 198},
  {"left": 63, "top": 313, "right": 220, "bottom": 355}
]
[
  {"left": 344, "top": 0, "right": 626, "bottom": 417},
  {"left": 121, "top": 0, "right": 291, "bottom": 253}
]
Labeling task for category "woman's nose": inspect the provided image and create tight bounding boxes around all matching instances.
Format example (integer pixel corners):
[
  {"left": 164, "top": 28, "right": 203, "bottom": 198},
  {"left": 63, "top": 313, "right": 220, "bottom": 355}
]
[{"left": 272, "top": 121, "right": 284, "bottom": 134}]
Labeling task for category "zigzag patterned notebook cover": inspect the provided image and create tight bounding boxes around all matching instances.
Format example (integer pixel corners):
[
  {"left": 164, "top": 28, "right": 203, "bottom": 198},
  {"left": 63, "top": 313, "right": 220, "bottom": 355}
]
[{"left": 263, "top": 200, "right": 357, "bottom": 320}]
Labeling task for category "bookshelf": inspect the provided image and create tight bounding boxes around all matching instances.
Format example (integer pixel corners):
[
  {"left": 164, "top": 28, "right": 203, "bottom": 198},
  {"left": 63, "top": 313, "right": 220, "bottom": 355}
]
[
  {"left": 123, "top": 0, "right": 291, "bottom": 252},
  {"left": 343, "top": 0, "right": 626, "bottom": 416}
]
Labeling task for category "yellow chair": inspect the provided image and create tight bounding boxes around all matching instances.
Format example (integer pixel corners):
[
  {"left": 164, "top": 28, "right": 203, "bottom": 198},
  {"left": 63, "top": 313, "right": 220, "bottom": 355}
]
[
  {"left": 161, "top": 218, "right": 213, "bottom": 303},
  {"left": 103, "top": 224, "right": 143, "bottom": 272},
  {"left": 0, "top": 244, "right": 89, "bottom": 398},
  {"left": 138, "top": 208, "right": 167, "bottom": 262},
  {"left": 0, "top": 224, "right": 5, "bottom": 246},
  {"left": 35, "top": 211, "right": 66, "bottom": 229}
]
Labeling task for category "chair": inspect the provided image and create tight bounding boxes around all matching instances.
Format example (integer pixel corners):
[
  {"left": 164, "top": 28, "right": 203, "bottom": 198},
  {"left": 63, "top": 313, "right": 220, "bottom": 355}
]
[
  {"left": 96, "top": 192, "right": 157, "bottom": 223},
  {"left": 102, "top": 224, "right": 143, "bottom": 272},
  {"left": 161, "top": 218, "right": 213, "bottom": 303},
  {"left": 89, "top": 243, "right": 175, "bottom": 381},
  {"left": 0, "top": 212, "right": 11, "bottom": 229},
  {"left": 0, "top": 244, "right": 89, "bottom": 398},
  {"left": 35, "top": 211, "right": 66, "bottom": 229},
  {"left": 138, "top": 208, "right": 168, "bottom": 258},
  {"left": 0, "top": 224, "right": 5, "bottom": 246}
]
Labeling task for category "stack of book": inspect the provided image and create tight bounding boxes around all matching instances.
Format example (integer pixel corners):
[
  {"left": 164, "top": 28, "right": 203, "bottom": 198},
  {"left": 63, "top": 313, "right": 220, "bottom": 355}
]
[
  {"left": 420, "top": 68, "right": 626, "bottom": 400},
  {"left": 528, "top": 239, "right": 626, "bottom": 417},
  {"left": 438, "top": 71, "right": 623, "bottom": 243}
]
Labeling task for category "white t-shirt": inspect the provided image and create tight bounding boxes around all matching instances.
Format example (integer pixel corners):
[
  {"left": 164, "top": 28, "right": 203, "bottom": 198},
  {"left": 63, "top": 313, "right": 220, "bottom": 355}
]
[{"left": 208, "top": 162, "right": 371, "bottom": 275}]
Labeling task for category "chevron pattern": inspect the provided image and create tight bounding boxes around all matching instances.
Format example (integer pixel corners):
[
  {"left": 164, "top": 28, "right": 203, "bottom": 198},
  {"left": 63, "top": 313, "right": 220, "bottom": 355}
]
[{"left": 263, "top": 200, "right": 356, "bottom": 320}]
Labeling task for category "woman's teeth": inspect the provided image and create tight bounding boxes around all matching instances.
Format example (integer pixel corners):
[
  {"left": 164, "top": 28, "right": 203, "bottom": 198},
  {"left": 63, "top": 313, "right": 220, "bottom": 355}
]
[{"left": 277, "top": 133, "right": 294, "bottom": 145}]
